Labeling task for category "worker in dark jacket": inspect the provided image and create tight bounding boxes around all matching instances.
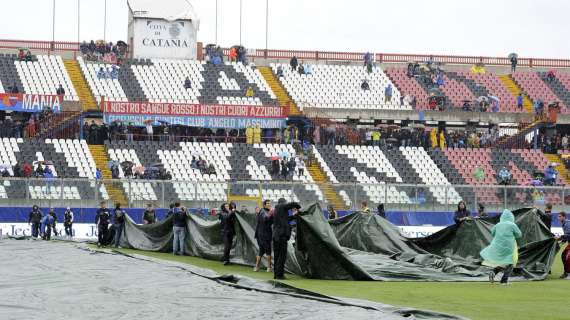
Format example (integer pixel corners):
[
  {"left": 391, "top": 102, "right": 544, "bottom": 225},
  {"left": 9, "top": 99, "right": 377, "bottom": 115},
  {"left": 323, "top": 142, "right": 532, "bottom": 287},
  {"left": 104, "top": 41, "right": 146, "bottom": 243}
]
[
  {"left": 142, "top": 203, "right": 156, "bottom": 224},
  {"left": 218, "top": 202, "right": 236, "bottom": 265},
  {"left": 48, "top": 208, "right": 58, "bottom": 237},
  {"left": 254, "top": 200, "right": 274, "bottom": 272},
  {"left": 272, "top": 198, "right": 301, "bottom": 280},
  {"left": 454, "top": 201, "right": 471, "bottom": 224},
  {"left": 172, "top": 203, "right": 187, "bottom": 255},
  {"left": 113, "top": 203, "right": 125, "bottom": 248},
  {"left": 95, "top": 201, "right": 111, "bottom": 247},
  {"left": 28, "top": 205, "right": 43, "bottom": 238}
]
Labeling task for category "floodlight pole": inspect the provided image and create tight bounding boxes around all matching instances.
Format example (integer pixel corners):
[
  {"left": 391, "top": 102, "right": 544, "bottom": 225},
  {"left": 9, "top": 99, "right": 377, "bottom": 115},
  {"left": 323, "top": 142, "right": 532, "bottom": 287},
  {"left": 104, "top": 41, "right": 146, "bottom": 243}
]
[
  {"left": 265, "top": 0, "right": 268, "bottom": 51},
  {"left": 215, "top": 0, "right": 218, "bottom": 44},
  {"left": 239, "top": 0, "right": 243, "bottom": 45},
  {"left": 77, "top": 0, "right": 80, "bottom": 43},
  {"left": 103, "top": 0, "right": 107, "bottom": 41},
  {"left": 52, "top": 0, "right": 56, "bottom": 44}
]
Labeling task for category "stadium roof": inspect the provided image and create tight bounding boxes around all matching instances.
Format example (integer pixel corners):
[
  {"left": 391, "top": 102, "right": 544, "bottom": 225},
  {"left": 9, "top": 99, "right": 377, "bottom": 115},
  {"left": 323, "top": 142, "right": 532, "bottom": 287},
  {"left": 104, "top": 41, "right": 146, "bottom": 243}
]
[{"left": 127, "top": 0, "right": 199, "bottom": 22}]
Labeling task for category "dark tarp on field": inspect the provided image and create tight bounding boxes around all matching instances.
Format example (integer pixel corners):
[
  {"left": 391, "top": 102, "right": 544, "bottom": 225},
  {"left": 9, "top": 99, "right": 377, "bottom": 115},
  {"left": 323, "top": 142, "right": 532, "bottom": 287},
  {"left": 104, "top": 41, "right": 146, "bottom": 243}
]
[{"left": 118, "top": 205, "right": 558, "bottom": 282}]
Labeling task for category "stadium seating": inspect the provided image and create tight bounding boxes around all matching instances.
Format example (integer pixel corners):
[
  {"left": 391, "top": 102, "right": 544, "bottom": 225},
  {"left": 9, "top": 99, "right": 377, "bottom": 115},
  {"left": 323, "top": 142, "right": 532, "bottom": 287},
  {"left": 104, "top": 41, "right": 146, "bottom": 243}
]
[
  {"left": 384, "top": 68, "right": 430, "bottom": 110},
  {"left": 273, "top": 63, "right": 411, "bottom": 111},
  {"left": 0, "top": 54, "right": 25, "bottom": 94},
  {"left": 77, "top": 56, "right": 128, "bottom": 103},
  {"left": 15, "top": 55, "right": 78, "bottom": 101},
  {"left": 513, "top": 71, "right": 567, "bottom": 110},
  {"left": 95, "top": 59, "right": 277, "bottom": 106},
  {"left": 538, "top": 72, "right": 570, "bottom": 111}
]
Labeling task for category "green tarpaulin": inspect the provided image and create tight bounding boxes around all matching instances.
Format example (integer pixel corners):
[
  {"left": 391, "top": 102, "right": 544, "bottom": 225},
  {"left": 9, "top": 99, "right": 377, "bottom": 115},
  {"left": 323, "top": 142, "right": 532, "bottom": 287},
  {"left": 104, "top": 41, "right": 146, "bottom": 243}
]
[{"left": 118, "top": 205, "right": 558, "bottom": 282}]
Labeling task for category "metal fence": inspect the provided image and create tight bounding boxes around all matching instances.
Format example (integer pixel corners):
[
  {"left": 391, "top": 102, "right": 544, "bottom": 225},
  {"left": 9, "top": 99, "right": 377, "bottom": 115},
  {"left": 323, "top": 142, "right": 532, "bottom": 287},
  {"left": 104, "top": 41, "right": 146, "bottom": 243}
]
[{"left": 1, "top": 178, "right": 567, "bottom": 212}]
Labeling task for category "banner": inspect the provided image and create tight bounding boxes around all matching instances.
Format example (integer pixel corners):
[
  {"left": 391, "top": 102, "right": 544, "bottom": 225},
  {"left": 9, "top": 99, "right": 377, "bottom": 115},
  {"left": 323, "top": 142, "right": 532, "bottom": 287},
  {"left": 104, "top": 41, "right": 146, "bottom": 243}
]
[
  {"left": 104, "top": 114, "right": 286, "bottom": 129},
  {"left": 0, "top": 93, "right": 62, "bottom": 113},
  {"left": 102, "top": 100, "right": 287, "bottom": 118},
  {"left": 1, "top": 222, "right": 563, "bottom": 241}
]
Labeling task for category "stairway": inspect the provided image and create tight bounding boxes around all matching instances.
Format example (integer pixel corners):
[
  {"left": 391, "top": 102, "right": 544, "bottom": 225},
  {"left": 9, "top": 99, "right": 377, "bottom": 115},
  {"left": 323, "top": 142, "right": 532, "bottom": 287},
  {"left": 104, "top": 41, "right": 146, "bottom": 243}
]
[
  {"left": 64, "top": 59, "right": 98, "bottom": 112},
  {"left": 258, "top": 66, "right": 301, "bottom": 116},
  {"left": 88, "top": 144, "right": 128, "bottom": 206},
  {"left": 307, "top": 163, "right": 347, "bottom": 210},
  {"left": 499, "top": 75, "right": 533, "bottom": 113},
  {"left": 545, "top": 154, "right": 570, "bottom": 185}
]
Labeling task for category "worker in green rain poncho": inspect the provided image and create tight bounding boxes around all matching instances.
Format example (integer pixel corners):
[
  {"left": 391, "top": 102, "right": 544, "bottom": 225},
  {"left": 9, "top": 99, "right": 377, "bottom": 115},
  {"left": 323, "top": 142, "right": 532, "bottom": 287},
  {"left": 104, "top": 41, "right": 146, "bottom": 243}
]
[{"left": 480, "top": 209, "right": 522, "bottom": 285}]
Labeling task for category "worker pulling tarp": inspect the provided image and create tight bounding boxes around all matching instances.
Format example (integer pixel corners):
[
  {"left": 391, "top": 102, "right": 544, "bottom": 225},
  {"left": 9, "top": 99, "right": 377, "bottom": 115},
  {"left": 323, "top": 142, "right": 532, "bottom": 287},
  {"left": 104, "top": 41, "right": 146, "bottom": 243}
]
[{"left": 118, "top": 205, "right": 558, "bottom": 281}]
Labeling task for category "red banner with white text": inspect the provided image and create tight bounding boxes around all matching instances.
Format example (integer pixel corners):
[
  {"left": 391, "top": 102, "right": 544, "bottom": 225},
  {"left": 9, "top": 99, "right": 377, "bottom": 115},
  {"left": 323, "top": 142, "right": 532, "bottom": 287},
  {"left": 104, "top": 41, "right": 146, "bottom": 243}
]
[{"left": 102, "top": 100, "right": 287, "bottom": 119}]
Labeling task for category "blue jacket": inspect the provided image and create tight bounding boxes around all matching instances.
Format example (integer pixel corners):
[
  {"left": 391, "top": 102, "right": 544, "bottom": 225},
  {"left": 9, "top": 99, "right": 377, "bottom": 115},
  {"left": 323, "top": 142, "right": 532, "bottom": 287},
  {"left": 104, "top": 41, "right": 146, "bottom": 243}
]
[
  {"left": 545, "top": 167, "right": 557, "bottom": 180},
  {"left": 561, "top": 220, "right": 570, "bottom": 242},
  {"left": 517, "top": 95, "right": 523, "bottom": 105}
]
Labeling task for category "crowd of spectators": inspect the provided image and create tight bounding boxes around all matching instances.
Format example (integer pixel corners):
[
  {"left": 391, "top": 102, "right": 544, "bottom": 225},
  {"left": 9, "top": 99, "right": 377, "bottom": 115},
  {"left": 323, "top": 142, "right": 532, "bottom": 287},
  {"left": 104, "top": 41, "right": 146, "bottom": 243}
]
[
  {"left": 270, "top": 155, "right": 306, "bottom": 180},
  {"left": 80, "top": 40, "right": 128, "bottom": 64}
]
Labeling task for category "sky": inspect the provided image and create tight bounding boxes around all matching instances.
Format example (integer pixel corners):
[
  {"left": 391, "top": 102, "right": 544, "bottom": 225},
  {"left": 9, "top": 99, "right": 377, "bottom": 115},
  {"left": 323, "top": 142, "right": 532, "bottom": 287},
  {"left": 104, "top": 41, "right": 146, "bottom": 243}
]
[{"left": 0, "top": 0, "right": 568, "bottom": 59}]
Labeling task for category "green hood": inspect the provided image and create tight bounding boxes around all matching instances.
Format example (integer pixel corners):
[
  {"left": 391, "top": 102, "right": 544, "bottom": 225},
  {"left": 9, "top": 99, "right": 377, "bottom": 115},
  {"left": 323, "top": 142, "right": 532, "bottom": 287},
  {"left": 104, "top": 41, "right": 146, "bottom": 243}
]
[{"left": 500, "top": 209, "right": 515, "bottom": 223}]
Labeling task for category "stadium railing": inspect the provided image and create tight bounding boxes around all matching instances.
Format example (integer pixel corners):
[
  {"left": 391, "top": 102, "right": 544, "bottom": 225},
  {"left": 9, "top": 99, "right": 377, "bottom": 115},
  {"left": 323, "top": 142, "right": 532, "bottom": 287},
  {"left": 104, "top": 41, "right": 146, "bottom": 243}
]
[
  {"left": 0, "top": 178, "right": 566, "bottom": 213},
  {"left": 1, "top": 39, "right": 570, "bottom": 68}
]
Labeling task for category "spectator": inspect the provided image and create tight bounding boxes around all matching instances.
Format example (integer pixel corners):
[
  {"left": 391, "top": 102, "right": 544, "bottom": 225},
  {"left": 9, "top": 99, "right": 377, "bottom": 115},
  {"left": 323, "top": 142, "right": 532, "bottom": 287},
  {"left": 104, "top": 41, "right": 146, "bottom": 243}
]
[
  {"left": 56, "top": 84, "right": 65, "bottom": 96},
  {"left": 384, "top": 84, "right": 393, "bottom": 102},
  {"left": 280, "top": 158, "right": 288, "bottom": 178},
  {"left": 111, "top": 164, "right": 119, "bottom": 179},
  {"left": 95, "top": 168, "right": 102, "bottom": 180},
  {"left": 184, "top": 77, "right": 192, "bottom": 90},
  {"left": 35, "top": 164, "right": 44, "bottom": 177},
  {"left": 97, "top": 67, "right": 107, "bottom": 79},
  {"left": 454, "top": 201, "right": 471, "bottom": 223},
  {"left": 498, "top": 166, "right": 512, "bottom": 185},
  {"left": 18, "top": 49, "right": 25, "bottom": 61},
  {"left": 360, "top": 79, "right": 370, "bottom": 91},
  {"left": 547, "top": 70, "right": 556, "bottom": 83},
  {"left": 23, "top": 163, "right": 32, "bottom": 177},
  {"left": 436, "top": 73, "right": 444, "bottom": 87},
  {"left": 109, "top": 65, "right": 119, "bottom": 79},
  {"left": 296, "top": 156, "right": 305, "bottom": 176},
  {"left": 229, "top": 47, "right": 237, "bottom": 62},
  {"left": 25, "top": 50, "right": 32, "bottom": 62},
  {"left": 146, "top": 121, "right": 153, "bottom": 141},
  {"left": 304, "top": 63, "right": 312, "bottom": 75},
  {"left": 287, "top": 157, "right": 296, "bottom": 179},
  {"left": 10, "top": 82, "right": 19, "bottom": 94},
  {"left": 517, "top": 93, "right": 523, "bottom": 111},
  {"left": 544, "top": 164, "right": 557, "bottom": 186},
  {"left": 271, "top": 157, "right": 280, "bottom": 177},
  {"left": 297, "top": 62, "right": 305, "bottom": 75},
  {"left": 245, "top": 86, "right": 254, "bottom": 98},
  {"left": 290, "top": 56, "right": 298, "bottom": 71},
  {"left": 12, "top": 163, "right": 21, "bottom": 177},
  {"left": 276, "top": 65, "right": 284, "bottom": 78},
  {"left": 510, "top": 55, "right": 518, "bottom": 73}
]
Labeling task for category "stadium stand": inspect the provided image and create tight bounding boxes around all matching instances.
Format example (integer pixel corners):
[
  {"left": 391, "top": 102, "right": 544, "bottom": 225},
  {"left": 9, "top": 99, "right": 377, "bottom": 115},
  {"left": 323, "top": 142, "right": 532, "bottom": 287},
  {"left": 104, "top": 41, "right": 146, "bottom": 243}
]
[
  {"left": 272, "top": 63, "right": 411, "bottom": 111},
  {"left": 15, "top": 55, "right": 78, "bottom": 101},
  {"left": 538, "top": 71, "right": 570, "bottom": 110},
  {"left": 513, "top": 71, "right": 567, "bottom": 111},
  {"left": 384, "top": 67, "right": 430, "bottom": 110},
  {"left": 0, "top": 54, "right": 24, "bottom": 94},
  {"left": 84, "top": 58, "right": 278, "bottom": 106}
]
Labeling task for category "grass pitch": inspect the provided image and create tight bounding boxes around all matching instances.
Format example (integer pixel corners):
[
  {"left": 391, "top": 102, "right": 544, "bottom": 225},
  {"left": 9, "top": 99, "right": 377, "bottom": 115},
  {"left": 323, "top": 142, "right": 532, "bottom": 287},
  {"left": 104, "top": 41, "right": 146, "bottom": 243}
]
[{"left": 110, "top": 247, "right": 568, "bottom": 320}]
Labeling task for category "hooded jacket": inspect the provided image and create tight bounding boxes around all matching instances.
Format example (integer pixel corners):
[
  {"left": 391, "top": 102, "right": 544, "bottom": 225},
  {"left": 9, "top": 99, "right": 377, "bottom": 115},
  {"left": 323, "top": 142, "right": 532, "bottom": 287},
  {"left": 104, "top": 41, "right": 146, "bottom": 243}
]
[{"left": 480, "top": 209, "right": 522, "bottom": 266}]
